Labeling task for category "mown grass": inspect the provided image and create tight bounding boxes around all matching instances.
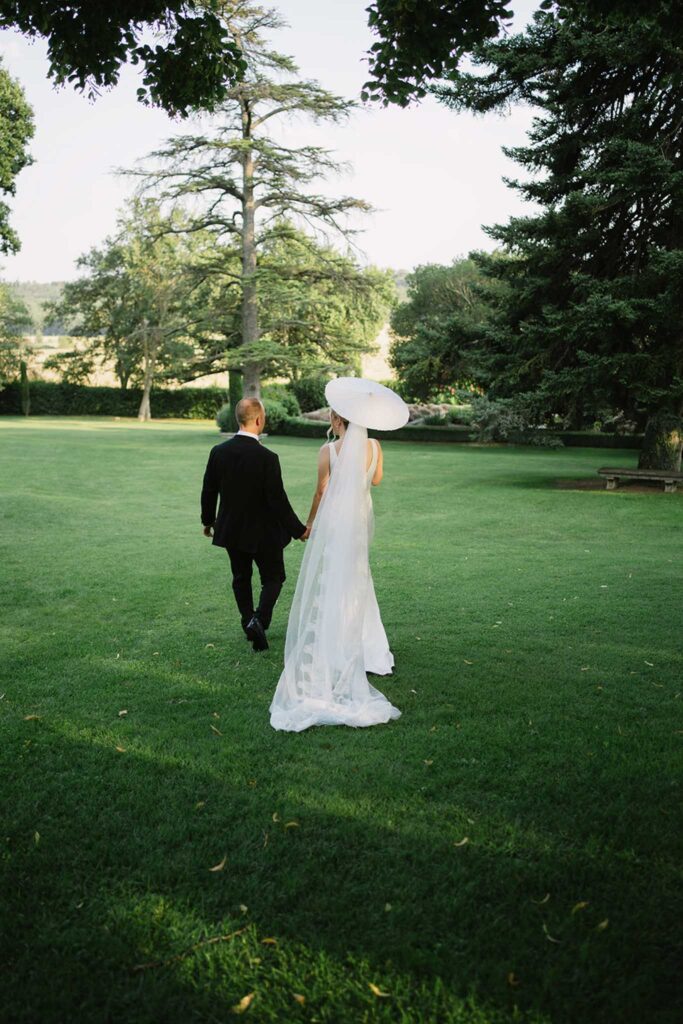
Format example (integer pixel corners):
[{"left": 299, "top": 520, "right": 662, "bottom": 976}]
[{"left": 1, "top": 417, "right": 681, "bottom": 1024}]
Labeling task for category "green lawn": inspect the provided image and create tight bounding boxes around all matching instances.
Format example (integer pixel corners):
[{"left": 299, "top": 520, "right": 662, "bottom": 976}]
[{"left": 1, "top": 417, "right": 681, "bottom": 1024}]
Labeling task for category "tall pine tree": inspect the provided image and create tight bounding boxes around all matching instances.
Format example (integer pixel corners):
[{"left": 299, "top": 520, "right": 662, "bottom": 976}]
[
  {"left": 132, "top": 2, "right": 370, "bottom": 399},
  {"left": 439, "top": 1, "right": 683, "bottom": 469}
]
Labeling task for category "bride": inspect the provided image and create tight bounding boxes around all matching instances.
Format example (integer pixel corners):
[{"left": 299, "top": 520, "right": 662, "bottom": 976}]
[{"left": 269, "top": 380, "right": 405, "bottom": 732}]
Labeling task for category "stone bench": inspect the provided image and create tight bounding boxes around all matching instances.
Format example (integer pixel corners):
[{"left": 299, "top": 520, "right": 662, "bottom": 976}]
[{"left": 598, "top": 467, "right": 683, "bottom": 493}]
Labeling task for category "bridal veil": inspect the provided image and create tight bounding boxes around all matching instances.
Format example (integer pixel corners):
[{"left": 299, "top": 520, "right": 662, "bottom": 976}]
[{"left": 269, "top": 422, "right": 400, "bottom": 732}]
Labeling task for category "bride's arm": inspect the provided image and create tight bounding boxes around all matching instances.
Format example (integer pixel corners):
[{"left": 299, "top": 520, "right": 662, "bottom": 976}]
[{"left": 305, "top": 444, "right": 331, "bottom": 527}]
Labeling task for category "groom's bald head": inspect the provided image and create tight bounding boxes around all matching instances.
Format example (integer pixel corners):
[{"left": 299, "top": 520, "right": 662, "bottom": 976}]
[{"left": 236, "top": 397, "right": 265, "bottom": 428}]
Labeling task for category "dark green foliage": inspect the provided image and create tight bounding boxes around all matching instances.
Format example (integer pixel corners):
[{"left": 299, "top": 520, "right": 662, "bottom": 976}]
[
  {"left": 261, "top": 384, "right": 301, "bottom": 418},
  {"left": 290, "top": 374, "right": 330, "bottom": 413},
  {"left": 19, "top": 358, "right": 29, "bottom": 415},
  {"left": 261, "top": 399, "right": 291, "bottom": 435},
  {"left": 389, "top": 259, "right": 501, "bottom": 400},
  {"left": 363, "top": 0, "right": 512, "bottom": 105},
  {"left": 0, "top": 1, "right": 247, "bottom": 116},
  {"left": 227, "top": 369, "right": 243, "bottom": 433},
  {"left": 0, "top": 58, "right": 34, "bottom": 254},
  {"left": 553, "top": 430, "right": 642, "bottom": 449},
  {"left": 215, "top": 403, "right": 233, "bottom": 433},
  {"left": 0, "top": 381, "right": 224, "bottom": 419},
  {"left": 438, "top": 2, "right": 683, "bottom": 467}
]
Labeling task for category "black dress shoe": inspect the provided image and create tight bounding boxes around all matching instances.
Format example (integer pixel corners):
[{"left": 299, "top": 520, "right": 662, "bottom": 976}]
[{"left": 246, "top": 614, "right": 269, "bottom": 652}]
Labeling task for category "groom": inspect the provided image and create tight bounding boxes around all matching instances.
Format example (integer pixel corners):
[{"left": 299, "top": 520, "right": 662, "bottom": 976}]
[{"left": 201, "top": 397, "right": 308, "bottom": 651}]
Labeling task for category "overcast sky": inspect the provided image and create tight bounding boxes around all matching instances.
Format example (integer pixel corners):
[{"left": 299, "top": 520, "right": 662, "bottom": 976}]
[{"left": 0, "top": 0, "right": 539, "bottom": 282}]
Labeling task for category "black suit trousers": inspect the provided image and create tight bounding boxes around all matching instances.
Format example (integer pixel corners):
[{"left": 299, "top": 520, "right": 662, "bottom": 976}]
[{"left": 227, "top": 545, "right": 286, "bottom": 632}]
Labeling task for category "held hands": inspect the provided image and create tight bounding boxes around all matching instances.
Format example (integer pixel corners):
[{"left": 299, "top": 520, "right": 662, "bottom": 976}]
[{"left": 299, "top": 526, "right": 311, "bottom": 541}]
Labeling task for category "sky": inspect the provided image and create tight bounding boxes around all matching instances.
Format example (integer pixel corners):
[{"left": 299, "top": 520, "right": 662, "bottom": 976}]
[{"left": 0, "top": 0, "right": 539, "bottom": 283}]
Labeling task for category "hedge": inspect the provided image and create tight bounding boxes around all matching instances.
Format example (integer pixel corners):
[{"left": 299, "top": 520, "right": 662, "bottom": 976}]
[
  {"left": 0, "top": 382, "right": 645, "bottom": 450},
  {"left": 274, "top": 418, "right": 476, "bottom": 443},
  {"left": 0, "top": 381, "right": 226, "bottom": 419},
  {"left": 552, "top": 430, "right": 643, "bottom": 449}
]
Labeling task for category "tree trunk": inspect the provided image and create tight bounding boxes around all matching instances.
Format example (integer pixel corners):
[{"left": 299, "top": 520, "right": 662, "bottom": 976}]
[
  {"left": 228, "top": 368, "right": 243, "bottom": 432},
  {"left": 137, "top": 331, "right": 156, "bottom": 422},
  {"left": 240, "top": 99, "right": 261, "bottom": 400},
  {"left": 638, "top": 410, "right": 682, "bottom": 471}
]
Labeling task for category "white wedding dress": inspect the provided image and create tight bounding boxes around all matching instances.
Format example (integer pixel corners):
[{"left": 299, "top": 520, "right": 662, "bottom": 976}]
[{"left": 269, "top": 423, "right": 400, "bottom": 732}]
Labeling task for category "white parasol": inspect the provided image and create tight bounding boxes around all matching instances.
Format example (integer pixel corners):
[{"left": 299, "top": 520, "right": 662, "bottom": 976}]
[{"left": 325, "top": 377, "right": 409, "bottom": 431}]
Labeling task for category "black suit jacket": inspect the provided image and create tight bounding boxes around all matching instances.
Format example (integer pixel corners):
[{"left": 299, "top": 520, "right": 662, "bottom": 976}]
[{"left": 201, "top": 435, "right": 306, "bottom": 552}]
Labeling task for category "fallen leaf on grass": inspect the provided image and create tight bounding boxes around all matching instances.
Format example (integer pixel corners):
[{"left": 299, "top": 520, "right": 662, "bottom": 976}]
[
  {"left": 115, "top": 746, "right": 126, "bottom": 753},
  {"left": 293, "top": 993, "right": 305, "bottom": 1005},
  {"left": 596, "top": 919, "right": 609, "bottom": 931},
  {"left": 205, "top": 643, "right": 215, "bottom": 649},
  {"left": 212, "top": 711, "right": 220, "bottom": 718},
  {"left": 247, "top": 779, "right": 257, "bottom": 788},
  {"left": 209, "top": 855, "right": 227, "bottom": 872},
  {"left": 571, "top": 901, "right": 589, "bottom": 914},
  {"left": 644, "top": 661, "right": 654, "bottom": 667},
  {"left": 531, "top": 893, "right": 550, "bottom": 905},
  {"left": 463, "top": 659, "right": 474, "bottom": 665},
  {"left": 240, "top": 904, "right": 248, "bottom": 914},
  {"left": 272, "top": 812, "right": 280, "bottom": 822},
  {"left": 284, "top": 821, "right": 299, "bottom": 829},
  {"left": 232, "top": 992, "right": 254, "bottom": 1014},
  {"left": 211, "top": 725, "right": 223, "bottom": 736},
  {"left": 384, "top": 903, "right": 392, "bottom": 912},
  {"left": 453, "top": 836, "right": 469, "bottom": 847},
  {"left": 118, "top": 709, "right": 128, "bottom": 717},
  {"left": 261, "top": 937, "right": 277, "bottom": 945},
  {"left": 423, "top": 759, "right": 433, "bottom": 766},
  {"left": 34, "top": 831, "right": 40, "bottom": 845},
  {"left": 195, "top": 801, "right": 206, "bottom": 809},
  {"left": 262, "top": 831, "right": 269, "bottom": 848},
  {"left": 507, "top": 972, "right": 520, "bottom": 987},
  {"left": 23, "top": 714, "right": 41, "bottom": 721},
  {"left": 368, "top": 983, "right": 391, "bottom": 998},
  {"left": 543, "top": 922, "right": 561, "bottom": 944}
]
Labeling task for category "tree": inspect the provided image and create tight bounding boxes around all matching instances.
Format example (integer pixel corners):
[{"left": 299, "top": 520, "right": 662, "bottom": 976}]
[
  {"left": 362, "top": 1, "right": 653, "bottom": 106},
  {"left": 159, "top": 223, "right": 395, "bottom": 392},
  {"left": 0, "top": 280, "right": 32, "bottom": 387},
  {"left": 0, "top": 58, "right": 34, "bottom": 254},
  {"left": 436, "top": 2, "right": 683, "bottom": 469},
  {"left": 389, "top": 258, "right": 503, "bottom": 399},
  {"left": 133, "top": 1, "right": 371, "bottom": 398},
  {"left": 50, "top": 200, "right": 203, "bottom": 418},
  {"left": 363, "top": 0, "right": 513, "bottom": 106},
  {"left": 0, "top": 1, "right": 247, "bottom": 116}
]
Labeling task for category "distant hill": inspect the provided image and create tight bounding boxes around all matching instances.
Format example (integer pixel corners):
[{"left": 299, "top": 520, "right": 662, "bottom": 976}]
[{"left": 6, "top": 281, "right": 66, "bottom": 334}]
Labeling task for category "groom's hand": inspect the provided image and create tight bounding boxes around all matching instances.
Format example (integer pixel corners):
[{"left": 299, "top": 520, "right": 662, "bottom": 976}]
[{"left": 203, "top": 525, "right": 214, "bottom": 538}]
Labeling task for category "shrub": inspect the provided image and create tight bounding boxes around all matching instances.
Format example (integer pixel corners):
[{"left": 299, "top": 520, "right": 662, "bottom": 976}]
[
  {"left": 261, "top": 384, "right": 301, "bottom": 418},
  {"left": 470, "top": 396, "right": 564, "bottom": 448},
  {"left": 446, "top": 406, "right": 473, "bottom": 425},
  {"left": 262, "top": 399, "right": 292, "bottom": 434},
  {"left": 291, "top": 374, "right": 329, "bottom": 413},
  {"left": 422, "top": 413, "right": 448, "bottom": 425},
  {"left": 216, "top": 403, "right": 233, "bottom": 432}
]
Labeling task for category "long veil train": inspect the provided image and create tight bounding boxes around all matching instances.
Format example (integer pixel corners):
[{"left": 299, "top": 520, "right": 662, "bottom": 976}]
[{"left": 269, "top": 422, "right": 400, "bottom": 732}]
